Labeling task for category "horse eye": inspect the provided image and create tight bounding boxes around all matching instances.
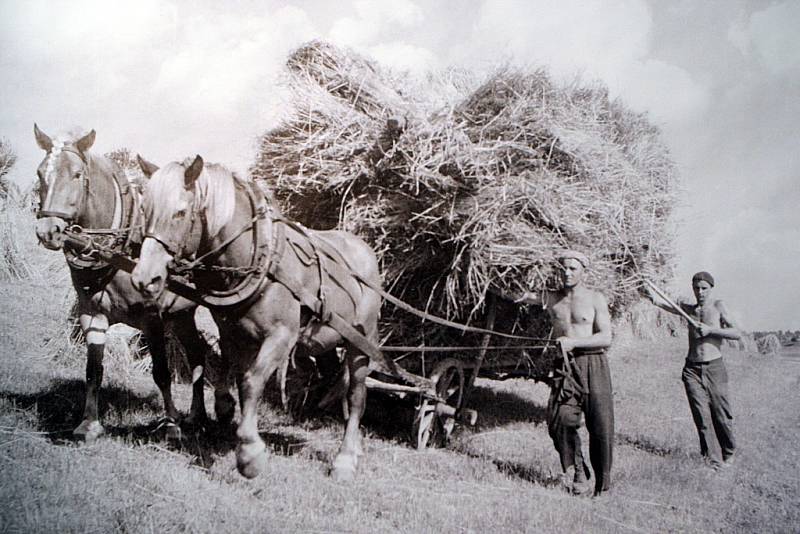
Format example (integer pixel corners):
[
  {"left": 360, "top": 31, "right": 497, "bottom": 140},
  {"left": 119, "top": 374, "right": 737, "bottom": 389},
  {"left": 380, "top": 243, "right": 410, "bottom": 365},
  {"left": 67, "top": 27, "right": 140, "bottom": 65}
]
[
  {"left": 73, "top": 172, "right": 82, "bottom": 180},
  {"left": 173, "top": 209, "right": 187, "bottom": 219}
]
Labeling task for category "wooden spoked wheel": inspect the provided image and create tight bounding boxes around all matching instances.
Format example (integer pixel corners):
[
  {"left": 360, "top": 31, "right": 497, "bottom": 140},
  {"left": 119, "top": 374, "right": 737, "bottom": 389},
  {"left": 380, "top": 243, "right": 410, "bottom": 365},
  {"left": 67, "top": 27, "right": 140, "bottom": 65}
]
[{"left": 412, "top": 359, "right": 465, "bottom": 449}]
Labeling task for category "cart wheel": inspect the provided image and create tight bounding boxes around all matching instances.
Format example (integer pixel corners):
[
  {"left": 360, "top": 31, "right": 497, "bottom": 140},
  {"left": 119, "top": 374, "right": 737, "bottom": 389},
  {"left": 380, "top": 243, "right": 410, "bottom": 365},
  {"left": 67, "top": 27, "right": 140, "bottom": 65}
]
[{"left": 412, "top": 359, "right": 465, "bottom": 449}]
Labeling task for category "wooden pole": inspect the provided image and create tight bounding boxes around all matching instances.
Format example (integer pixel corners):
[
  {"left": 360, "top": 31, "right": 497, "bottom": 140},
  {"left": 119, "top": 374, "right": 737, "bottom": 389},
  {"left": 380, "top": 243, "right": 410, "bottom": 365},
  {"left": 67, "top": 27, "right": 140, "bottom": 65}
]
[
  {"left": 643, "top": 278, "right": 701, "bottom": 329},
  {"left": 463, "top": 293, "right": 497, "bottom": 404}
]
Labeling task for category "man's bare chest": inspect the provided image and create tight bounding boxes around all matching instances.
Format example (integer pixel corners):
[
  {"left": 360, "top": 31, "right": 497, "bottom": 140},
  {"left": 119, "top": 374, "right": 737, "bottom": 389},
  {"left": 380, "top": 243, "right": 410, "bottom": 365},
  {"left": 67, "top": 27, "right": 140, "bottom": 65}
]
[
  {"left": 689, "top": 303, "right": 720, "bottom": 325},
  {"left": 550, "top": 297, "right": 595, "bottom": 326}
]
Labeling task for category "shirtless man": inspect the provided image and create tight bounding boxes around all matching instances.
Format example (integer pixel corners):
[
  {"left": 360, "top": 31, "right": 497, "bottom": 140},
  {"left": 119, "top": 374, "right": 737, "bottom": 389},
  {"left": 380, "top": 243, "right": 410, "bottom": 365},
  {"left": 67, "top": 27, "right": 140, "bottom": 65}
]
[
  {"left": 515, "top": 250, "right": 613, "bottom": 496},
  {"left": 644, "top": 271, "right": 741, "bottom": 470}
]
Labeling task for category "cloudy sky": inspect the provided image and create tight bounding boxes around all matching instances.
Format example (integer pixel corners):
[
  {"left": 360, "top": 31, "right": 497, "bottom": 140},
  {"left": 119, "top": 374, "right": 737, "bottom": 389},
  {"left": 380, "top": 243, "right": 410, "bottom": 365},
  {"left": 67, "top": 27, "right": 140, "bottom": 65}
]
[{"left": 1, "top": 0, "right": 798, "bottom": 331}]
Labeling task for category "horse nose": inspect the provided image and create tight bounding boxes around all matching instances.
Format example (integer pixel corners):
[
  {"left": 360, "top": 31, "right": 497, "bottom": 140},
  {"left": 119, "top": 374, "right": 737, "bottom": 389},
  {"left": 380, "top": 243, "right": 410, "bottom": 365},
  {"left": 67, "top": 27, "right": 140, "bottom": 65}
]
[
  {"left": 35, "top": 217, "right": 68, "bottom": 249},
  {"left": 131, "top": 270, "right": 163, "bottom": 299}
]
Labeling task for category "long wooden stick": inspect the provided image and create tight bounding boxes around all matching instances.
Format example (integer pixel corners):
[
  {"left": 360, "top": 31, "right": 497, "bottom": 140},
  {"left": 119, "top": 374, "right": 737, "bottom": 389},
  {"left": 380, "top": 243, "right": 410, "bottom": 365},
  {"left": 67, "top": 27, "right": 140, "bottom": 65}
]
[{"left": 643, "top": 279, "right": 701, "bottom": 328}]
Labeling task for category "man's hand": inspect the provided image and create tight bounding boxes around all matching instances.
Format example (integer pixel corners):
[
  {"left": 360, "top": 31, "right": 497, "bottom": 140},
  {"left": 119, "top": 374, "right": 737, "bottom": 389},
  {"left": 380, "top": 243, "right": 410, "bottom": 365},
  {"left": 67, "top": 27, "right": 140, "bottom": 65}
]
[
  {"left": 514, "top": 291, "right": 534, "bottom": 304},
  {"left": 696, "top": 323, "right": 715, "bottom": 338},
  {"left": 557, "top": 336, "right": 576, "bottom": 353}
]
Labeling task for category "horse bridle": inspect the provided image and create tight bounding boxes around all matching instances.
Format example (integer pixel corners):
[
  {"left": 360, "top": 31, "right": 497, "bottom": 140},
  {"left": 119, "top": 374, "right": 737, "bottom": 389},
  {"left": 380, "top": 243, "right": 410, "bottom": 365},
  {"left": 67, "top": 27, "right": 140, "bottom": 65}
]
[
  {"left": 36, "top": 144, "right": 90, "bottom": 222},
  {"left": 143, "top": 184, "right": 204, "bottom": 263}
]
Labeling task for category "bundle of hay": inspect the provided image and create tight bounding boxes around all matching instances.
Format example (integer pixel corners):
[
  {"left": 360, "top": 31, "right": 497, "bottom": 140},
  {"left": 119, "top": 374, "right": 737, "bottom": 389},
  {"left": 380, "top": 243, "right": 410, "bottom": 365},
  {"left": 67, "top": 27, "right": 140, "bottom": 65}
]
[
  {"left": 757, "top": 333, "right": 782, "bottom": 356},
  {"left": 252, "top": 41, "right": 678, "bottom": 375}
]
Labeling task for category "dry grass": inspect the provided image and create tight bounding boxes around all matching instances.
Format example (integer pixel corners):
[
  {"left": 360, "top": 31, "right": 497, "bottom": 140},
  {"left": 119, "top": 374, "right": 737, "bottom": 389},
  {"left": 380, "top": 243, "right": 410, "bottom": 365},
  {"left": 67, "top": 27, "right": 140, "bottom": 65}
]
[
  {"left": 253, "top": 41, "right": 677, "bottom": 312},
  {"left": 251, "top": 41, "right": 678, "bottom": 372},
  {"left": 0, "top": 199, "right": 61, "bottom": 281}
]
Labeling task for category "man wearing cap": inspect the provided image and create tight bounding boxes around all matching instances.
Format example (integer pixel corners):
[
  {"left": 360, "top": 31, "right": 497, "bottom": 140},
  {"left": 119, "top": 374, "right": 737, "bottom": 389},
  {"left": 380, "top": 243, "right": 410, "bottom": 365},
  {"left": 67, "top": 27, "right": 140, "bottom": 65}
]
[
  {"left": 644, "top": 271, "right": 741, "bottom": 470},
  {"left": 515, "top": 250, "right": 614, "bottom": 497}
]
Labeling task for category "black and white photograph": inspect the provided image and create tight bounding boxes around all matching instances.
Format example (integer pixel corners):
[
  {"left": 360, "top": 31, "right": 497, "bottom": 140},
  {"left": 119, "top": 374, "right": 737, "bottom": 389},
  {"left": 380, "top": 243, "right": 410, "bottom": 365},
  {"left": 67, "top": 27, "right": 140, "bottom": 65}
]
[{"left": 0, "top": 1, "right": 797, "bottom": 532}]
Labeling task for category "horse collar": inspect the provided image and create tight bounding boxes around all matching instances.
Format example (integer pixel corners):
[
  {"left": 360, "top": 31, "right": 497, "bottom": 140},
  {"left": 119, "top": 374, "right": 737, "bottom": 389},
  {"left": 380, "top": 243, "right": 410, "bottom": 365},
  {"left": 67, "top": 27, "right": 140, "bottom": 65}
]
[{"left": 176, "top": 181, "right": 280, "bottom": 310}]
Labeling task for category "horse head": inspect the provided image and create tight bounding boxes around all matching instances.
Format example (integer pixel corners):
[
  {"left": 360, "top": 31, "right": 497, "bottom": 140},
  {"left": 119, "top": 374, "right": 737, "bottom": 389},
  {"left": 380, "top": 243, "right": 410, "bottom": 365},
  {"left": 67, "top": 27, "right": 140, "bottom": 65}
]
[
  {"left": 34, "top": 124, "right": 99, "bottom": 249},
  {"left": 132, "top": 155, "right": 206, "bottom": 299}
]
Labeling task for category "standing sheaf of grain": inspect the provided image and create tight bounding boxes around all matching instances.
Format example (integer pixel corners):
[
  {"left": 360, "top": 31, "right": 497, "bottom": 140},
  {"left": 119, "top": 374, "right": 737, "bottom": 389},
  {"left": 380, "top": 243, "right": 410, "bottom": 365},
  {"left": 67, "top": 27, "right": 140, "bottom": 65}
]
[
  {"left": 757, "top": 333, "right": 782, "bottom": 355},
  {"left": 251, "top": 41, "right": 678, "bottom": 370},
  {"left": 0, "top": 198, "right": 63, "bottom": 281}
]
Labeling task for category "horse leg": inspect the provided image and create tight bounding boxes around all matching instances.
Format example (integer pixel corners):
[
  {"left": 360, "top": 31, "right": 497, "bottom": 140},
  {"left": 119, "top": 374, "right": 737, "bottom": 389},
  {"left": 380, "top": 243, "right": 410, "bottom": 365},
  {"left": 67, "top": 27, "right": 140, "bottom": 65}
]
[
  {"left": 168, "top": 311, "right": 209, "bottom": 428},
  {"left": 235, "top": 327, "right": 297, "bottom": 479},
  {"left": 142, "top": 317, "right": 181, "bottom": 440},
  {"left": 74, "top": 312, "right": 109, "bottom": 442},
  {"left": 213, "top": 335, "right": 237, "bottom": 425},
  {"left": 332, "top": 350, "right": 370, "bottom": 482}
]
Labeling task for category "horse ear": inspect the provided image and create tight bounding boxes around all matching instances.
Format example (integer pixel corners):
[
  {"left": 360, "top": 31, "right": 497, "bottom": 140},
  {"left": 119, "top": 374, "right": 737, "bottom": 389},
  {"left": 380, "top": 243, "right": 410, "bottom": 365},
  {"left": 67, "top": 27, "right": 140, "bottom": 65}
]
[
  {"left": 34, "top": 123, "right": 53, "bottom": 151},
  {"left": 75, "top": 129, "right": 96, "bottom": 153},
  {"left": 136, "top": 154, "right": 159, "bottom": 178},
  {"left": 184, "top": 155, "right": 204, "bottom": 188}
]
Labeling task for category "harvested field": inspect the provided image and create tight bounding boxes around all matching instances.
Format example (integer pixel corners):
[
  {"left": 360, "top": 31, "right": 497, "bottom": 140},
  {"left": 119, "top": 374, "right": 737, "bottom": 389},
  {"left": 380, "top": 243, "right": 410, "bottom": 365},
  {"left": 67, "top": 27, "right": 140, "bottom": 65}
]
[{"left": 1, "top": 266, "right": 798, "bottom": 533}]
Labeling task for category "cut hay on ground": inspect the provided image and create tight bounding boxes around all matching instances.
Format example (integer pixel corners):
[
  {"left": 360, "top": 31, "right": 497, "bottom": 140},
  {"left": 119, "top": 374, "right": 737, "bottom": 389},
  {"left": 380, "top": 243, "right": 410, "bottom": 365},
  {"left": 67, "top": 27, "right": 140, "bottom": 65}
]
[{"left": 252, "top": 41, "right": 678, "bottom": 372}]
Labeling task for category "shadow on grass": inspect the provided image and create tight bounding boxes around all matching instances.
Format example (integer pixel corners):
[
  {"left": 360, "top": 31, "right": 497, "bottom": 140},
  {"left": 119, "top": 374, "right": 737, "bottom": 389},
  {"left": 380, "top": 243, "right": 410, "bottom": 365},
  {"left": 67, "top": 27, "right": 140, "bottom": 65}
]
[
  {"left": 615, "top": 432, "right": 679, "bottom": 457},
  {"left": 464, "top": 383, "right": 550, "bottom": 427},
  {"left": 452, "top": 443, "right": 560, "bottom": 488},
  {"left": 0, "top": 377, "right": 164, "bottom": 441},
  {"left": 0, "top": 377, "right": 312, "bottom": 470}
]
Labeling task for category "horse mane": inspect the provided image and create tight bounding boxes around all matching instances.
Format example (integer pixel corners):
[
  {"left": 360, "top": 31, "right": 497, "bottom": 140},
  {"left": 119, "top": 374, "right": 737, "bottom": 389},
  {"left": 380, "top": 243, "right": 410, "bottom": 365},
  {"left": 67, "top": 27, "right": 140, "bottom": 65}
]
[
  {"left": 196, "top": 161, "right": 242, "bottom": 238},
  {"left": 149, "top": 159, "right": 244, "bottom": 238}
]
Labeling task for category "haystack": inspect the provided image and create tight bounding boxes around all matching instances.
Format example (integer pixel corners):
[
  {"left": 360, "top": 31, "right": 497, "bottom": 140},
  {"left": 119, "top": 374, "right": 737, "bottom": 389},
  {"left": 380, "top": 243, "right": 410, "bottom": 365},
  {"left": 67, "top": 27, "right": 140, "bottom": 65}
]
[
  {"left": 757, "top": 333, "right": 782, "bottom": 356},
  {"left": 252, "top": 41, "right": 678, "bottom": 376}
]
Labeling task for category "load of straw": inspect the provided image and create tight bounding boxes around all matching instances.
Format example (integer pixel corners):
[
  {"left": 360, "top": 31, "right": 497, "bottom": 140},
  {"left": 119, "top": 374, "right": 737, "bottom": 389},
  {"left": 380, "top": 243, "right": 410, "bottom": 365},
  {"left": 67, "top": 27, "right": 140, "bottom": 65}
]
[{"left": 252, "top": 41, "right": 678, "bottom": 376}]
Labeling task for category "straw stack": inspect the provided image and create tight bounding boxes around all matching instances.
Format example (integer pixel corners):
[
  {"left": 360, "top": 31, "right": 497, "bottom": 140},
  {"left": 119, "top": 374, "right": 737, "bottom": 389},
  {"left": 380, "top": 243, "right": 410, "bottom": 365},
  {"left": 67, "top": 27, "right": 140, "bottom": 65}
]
[{"left": 251, "top": 41, "right": 678, "bottom": 374}]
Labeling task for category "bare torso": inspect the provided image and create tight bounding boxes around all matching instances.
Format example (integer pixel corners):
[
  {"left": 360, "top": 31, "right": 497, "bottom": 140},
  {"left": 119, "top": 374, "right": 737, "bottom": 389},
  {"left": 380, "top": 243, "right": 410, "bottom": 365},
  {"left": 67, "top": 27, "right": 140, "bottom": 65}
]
[
  {"left": 547, "top": 287, "right": 600, "bottom": 339},
  {"left": 682, "top": 300, "right": 725, "bottom": 363}
]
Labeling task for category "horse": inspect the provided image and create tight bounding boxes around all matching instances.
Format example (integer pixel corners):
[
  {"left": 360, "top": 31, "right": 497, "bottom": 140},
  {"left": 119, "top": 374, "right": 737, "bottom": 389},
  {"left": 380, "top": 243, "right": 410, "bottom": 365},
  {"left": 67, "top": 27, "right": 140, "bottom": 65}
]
[
  {"left": 33, "top": 124, "right": 236, "bottom": 442},
  {"left": 129, "top": 155, "right": 383, "bottom": 481}
]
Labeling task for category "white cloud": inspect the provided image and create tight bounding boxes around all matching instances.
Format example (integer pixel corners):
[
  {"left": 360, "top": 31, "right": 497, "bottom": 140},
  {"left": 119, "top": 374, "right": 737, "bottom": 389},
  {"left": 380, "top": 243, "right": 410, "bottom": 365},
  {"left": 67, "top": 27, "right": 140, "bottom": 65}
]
[
  {"left": 330, "top": 0, "right": 424, "bottom": 47},
  {"left": 466, "top": 0, "right": 651, "bottom": 78},
  {"left": 616, "top": 59, "right": 710, "bottom": 125},
  {"left": 727, "top": 1, "right": 800, "bottom": 75},
  {"left": 367, "top": 42, "right": 438, "bottom": 73}
]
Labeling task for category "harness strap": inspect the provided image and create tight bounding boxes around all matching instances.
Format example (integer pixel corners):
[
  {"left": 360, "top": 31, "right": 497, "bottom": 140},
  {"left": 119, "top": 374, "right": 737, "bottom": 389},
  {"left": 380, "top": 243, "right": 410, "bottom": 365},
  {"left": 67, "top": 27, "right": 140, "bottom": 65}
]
[
  {"left": 267, "top": 257, "right": 432, "bottom": 390},
  {"left": 277, "top": 217, "right": 556, "bottom": 344}
]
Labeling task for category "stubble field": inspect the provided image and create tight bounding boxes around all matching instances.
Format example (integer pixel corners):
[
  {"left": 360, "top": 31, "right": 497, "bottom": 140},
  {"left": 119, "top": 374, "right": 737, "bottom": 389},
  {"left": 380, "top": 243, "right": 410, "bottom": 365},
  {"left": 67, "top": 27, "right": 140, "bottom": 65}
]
[{"left": 0, "top": 243, "right": 798, "bottom": 533}]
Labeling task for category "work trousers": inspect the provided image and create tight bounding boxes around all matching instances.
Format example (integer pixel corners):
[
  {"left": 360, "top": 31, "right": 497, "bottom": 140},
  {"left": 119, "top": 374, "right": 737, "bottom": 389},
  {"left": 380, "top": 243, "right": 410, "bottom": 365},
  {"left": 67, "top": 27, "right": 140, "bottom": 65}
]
[
  {"left": 547, "top": 352, "right": 614, "bottom": 494},
  {"left": 682, "top": 358, "right": 735, "bottom": 465}
]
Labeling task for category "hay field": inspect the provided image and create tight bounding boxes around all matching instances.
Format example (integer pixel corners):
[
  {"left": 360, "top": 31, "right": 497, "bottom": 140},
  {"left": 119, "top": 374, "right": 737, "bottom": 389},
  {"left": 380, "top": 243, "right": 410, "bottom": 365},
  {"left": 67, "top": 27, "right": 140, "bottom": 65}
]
[{"left": 0, "top": 224, "right": 798, "bottom": 533}]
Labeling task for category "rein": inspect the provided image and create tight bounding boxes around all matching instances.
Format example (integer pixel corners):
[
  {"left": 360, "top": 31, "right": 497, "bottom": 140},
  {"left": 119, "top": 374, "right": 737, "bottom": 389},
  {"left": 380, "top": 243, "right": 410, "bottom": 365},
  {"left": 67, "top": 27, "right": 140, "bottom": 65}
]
[
  {"left": 278, "top": 217, "right": 557, "bottom": 345},
  {"left": 170, "top": 207, "right": 267, "bottom": 275},
  {"left": 163, "top": 180, "right": 276, "bottom": 309}
]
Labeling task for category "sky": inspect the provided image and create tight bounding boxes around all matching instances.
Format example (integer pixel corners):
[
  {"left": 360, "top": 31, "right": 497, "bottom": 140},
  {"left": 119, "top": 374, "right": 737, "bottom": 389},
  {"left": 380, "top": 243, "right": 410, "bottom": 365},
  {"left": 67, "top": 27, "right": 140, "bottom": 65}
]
[{"left": 1, "top": 0, "right": 798, "bottom": 331}]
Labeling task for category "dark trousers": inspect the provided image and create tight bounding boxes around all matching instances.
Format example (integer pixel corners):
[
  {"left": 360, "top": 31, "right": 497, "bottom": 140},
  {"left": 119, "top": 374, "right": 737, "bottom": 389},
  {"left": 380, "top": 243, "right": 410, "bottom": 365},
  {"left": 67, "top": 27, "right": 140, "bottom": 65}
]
[
  {"left": 547, "top": 352, "right": 614, "bottom": 494},
  {"left": 682, "top": 358, "right": 735, "bottom": 465}
]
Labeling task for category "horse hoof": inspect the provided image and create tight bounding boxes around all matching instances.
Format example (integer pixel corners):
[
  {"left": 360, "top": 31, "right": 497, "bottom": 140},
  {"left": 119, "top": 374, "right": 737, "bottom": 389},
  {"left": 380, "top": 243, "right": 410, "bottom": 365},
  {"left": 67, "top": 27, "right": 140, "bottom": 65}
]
[
  {"left": 331, "top": 453, "right": 357, "bottom": 483},
  {"left": 74, "top": 420, "right": 105, "bottom": 443},
  {"left": 183, "top": 412, "right": 208, "bottom": 432},
  {"left": 237, "top": 441, "right": 268, "bottom": 479},
  {"left": 215, "top": 394, "right": 236, "bottom": 426},
  {"left": 165, "top": 422, "right": 182, "bottom": 441}
]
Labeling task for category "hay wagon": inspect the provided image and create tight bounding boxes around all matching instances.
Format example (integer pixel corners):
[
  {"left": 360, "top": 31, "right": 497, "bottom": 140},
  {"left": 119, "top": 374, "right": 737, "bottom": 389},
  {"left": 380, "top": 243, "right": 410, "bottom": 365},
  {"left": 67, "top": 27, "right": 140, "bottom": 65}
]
[{"left": 359, "top": 292, "right": 557, "bottom": 450}]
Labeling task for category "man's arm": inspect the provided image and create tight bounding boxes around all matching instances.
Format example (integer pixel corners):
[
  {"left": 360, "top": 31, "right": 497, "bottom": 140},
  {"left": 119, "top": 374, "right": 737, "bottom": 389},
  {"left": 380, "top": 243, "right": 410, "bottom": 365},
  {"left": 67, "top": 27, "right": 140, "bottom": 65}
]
[
  {"left": 642, "top": 284, "right": 684, "bottom": 316},
  {"left": 514, "top": 290, "right": 545, "bottom": 306},
  {"left": 698, "top": 300, "right": 742, "bottom": 340},
  {"left": 558, "top": 292, "right": 612, "bottom": 351}
]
